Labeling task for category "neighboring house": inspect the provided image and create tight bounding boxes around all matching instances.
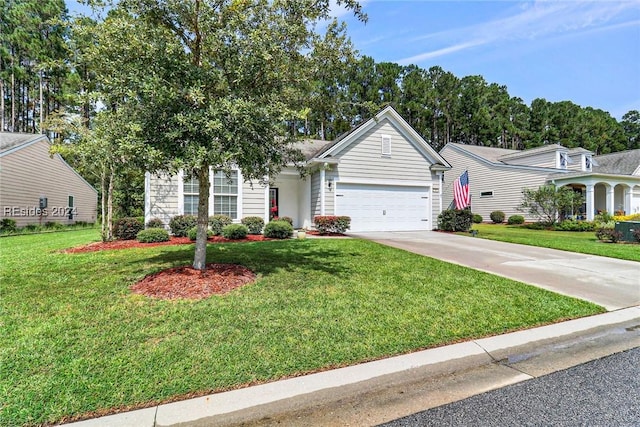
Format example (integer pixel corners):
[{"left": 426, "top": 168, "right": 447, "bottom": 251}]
[
  {"left": 440, "top": 143, "right": 640, "bottom": 222},
  {"left": 0, "top": 132, "right": 98, "bottom": 227},
  {"left": 145, "top": 106, "right": 451, "bottom": 232}
]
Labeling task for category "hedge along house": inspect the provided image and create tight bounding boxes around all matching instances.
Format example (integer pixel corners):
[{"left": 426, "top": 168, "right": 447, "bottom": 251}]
[
  {"left": 439, "top": 143, "right": 640, "bottom": 222},
  {"left": 0, "top": 132, "right": 98, "bottom": 227},
  {"left": 145, "top": 106, "right": 451, "bottom": 233}
]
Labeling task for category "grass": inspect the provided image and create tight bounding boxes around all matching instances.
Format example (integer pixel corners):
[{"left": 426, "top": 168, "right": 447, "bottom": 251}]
[
  {"left": 467, "top": 224, "right": 640, "bottom": 262},
  {"left": 0, "top": 230, "right": 604, "bottom": 426}
]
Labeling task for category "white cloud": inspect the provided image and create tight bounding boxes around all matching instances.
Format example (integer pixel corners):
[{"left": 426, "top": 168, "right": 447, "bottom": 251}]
[{"left": 396, "top": 0, "right": 640, "bottom": 65}]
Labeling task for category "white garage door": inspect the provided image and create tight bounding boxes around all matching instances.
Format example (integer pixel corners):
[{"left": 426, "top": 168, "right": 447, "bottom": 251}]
[{"left": 335, "top": 183, "right": 431, "bottom": 232}]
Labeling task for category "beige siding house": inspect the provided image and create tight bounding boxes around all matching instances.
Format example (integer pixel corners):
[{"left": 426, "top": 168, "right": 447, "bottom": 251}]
[
  {"left": 145, "top": 106, "right": 451, "bottom": 232},
  {"left": 0, "top": 133, "right": 97, "bottom": 227},
  {"left": 440, "top": 143, "right": 640, "bottom": 222}
]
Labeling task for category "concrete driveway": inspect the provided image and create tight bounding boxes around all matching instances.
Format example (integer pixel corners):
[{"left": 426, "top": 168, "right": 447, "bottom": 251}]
[{"left": 351, "top": 231, "right": 640, "bottom": 311}]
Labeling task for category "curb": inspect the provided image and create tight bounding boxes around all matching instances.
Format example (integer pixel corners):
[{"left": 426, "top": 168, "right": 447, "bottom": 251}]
[{"left": 64, "top": 306, "right": 640, "bottom": 427}]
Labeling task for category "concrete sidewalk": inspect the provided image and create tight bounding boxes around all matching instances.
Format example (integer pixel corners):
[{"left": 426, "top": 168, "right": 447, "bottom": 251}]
[
  {"left": 352, "top": 231, "right": 640, "bottom": 311},
  {"left": 64, "top": 307, "right": 640, "bottom": 427}
]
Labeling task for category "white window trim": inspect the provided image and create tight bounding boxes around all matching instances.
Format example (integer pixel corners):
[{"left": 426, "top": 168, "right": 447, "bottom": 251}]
[
  {"left": 558, "top": 152, "right": 568, "bottom": 169},
  {"left": 178, "top": 167, "right": 242, "bottom": 220}
]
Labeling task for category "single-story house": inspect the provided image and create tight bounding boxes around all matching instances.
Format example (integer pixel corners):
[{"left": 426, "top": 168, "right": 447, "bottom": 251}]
[
  {"left": 0, "top": 132, "right": 98, "bottom": 227},
  {"left": 439, "top": 143, "right": 640, "bottom": 221},
  {"left": 145, "top": 106, "right": 452, "bottom": 232}
]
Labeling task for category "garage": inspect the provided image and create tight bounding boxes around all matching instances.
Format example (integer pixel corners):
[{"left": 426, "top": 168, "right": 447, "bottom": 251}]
[{"left": 335, "top": 183, "right": 431, "bottom": 232}]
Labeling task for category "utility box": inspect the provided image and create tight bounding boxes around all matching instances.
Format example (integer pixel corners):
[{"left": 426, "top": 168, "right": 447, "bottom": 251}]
[{"left": 614, "top": 221, "right": 640, "bottom": 243}]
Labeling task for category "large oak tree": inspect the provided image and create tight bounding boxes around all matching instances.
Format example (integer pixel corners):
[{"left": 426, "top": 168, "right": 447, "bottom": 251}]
[{"left": 86, "top": 0, "right": 364, "bottom": 269}]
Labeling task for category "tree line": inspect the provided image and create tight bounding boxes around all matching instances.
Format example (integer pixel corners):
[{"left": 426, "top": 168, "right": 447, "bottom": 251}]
[{"left": 2, "top": 1, "right": 638, "bottom": 152}]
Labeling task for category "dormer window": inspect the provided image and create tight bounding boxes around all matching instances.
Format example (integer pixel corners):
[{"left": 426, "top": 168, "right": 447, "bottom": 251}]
[
  {"left": 558, "top": 152, "right": 568, "bottom": 169},
  {"left": 584, "top": 155, "right": 592, "bottom": 171}
]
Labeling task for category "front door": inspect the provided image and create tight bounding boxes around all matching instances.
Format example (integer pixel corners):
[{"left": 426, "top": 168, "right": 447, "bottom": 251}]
[{"left": 269, "top": 188, "right": 279, "bottom": 219}]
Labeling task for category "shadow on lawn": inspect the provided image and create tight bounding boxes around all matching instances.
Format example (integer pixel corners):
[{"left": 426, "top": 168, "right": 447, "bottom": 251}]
[{"left": 124, "top": 240, "right": 354, "bottom": 279}]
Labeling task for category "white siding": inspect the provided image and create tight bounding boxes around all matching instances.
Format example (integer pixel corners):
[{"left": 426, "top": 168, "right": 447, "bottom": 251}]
[
  {"left": 146, "top": 173, "right": 179, "bottom": 227},
  {"left": 335, "top": 119, "right": 435, "bottom": 183},
  {"left": 440, "top": 146, "right": 550, "bottom": 222},
  {"left": 0, "top": 138, "right": 97, "bottom": 227},
  {"left": 310, "top": 172, "right": 321, "bottom": 218},
  {"left": 503, "top": 152, "right": 558, "bottom": 168},
  {"left": 242, "top": 180, "right": 267, "bottom": 219}
]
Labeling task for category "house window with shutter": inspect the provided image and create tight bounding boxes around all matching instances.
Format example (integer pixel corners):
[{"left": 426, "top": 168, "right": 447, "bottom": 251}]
[
  {"left": 585, "top": 155, "right": 592, "bottom": 171},
  {"left": 381, "top": 135, "right": 391, "bottom": 156}
]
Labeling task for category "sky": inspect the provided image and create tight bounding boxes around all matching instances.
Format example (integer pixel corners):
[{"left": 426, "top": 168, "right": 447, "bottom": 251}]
[{"left": 66, "top": 0, "right": 640, "bottom": 120}]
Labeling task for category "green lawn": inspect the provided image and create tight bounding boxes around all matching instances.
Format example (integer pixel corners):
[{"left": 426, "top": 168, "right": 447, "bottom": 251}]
[
  {"left": 0, "top": 230, "right": 604, "bottom": 426},
  {"left": 467, "top": 224, "right": 640, "bottom": 262}
]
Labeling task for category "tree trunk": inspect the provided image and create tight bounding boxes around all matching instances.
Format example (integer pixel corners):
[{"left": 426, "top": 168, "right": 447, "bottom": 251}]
[
  {"left": 0, "top": 78, "right": 4, "bottom": 131},
  {"left": 39, "top": 70, "right": 44, "bottom": 133},
  {"left": 193, "top": 164, "right": 210, "bottom": 270},
  {"left": 10, "top": 57, "right": 15, "bottom": 132},
  {"left": 100, "top": 171, "right": 107, "bottom": 242},
  {"left": 107, "top": 165, "right": 115, "bottom": 241}
]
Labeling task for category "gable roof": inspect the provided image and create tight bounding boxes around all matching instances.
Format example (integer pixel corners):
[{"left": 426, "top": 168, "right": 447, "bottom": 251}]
[
  {"left": 593, "top": 149, "right": 640, "bottom": 175},
  {"left": 0, "top": 132, "right": 48, "bottom": 156},
  {"left": 307, "top": 106, "right": 451, "bottom": 168}
]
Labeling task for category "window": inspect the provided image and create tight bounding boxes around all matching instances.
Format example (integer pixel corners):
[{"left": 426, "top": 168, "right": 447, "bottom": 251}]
[
  {"left": 381, "top": 135, "right": 391, "bottom": 156},
  {"left": 585, "top": 155, "right": 592, "bottom": 171},
  {"left": 480, "top": 191, "right": 493, "bottom": 198},
  {"left": 559, "top": 152, "right": 568, "bottom": 169},
  {"left": 68, "top": 195, "right": 74, "bottom": 219},
  {"left": 213, "top": 170, "right": 238, "bottom": 219},
  {"left": 183, "top": 175, "right": 199, "bottom": 215}
]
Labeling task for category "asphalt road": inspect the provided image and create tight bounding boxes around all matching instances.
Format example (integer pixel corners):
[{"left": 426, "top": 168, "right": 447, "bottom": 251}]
[{"left": 379, "top": 347, "right": 640, "bottom": 427}]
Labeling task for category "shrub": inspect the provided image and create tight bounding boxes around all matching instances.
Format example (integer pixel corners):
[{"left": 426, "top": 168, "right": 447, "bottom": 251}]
[
  {"left": 264, "top": 220, "right": 293, "bottom": 239},
  {"left": 136, "top": 228, "right": 170, "bottom": 243},
  {"left": 314, "top": 216, "right": 351, "bottom": 234},
  {"left": 633, "top": 228, "right": 640, "bottom": 243},
  {"left": 274, "top": 216, "right": 293, "bottom": 225},
  {"left": 23, "top": 224, "right": 41, "bottom": 232},
  {"left": 437, "top": 209, "right": 472, "bottom": 232},
  {"left": 113, "top": 217, "right": 144, "bottom": 240},
  {"left": 523, "top": 222, "right": 549, "bottom": 230},
  {"left": 188, "top": 226, "right": 214, "bottom": 241},
  {"left": 594, "top": 212, "right": 614, "bottom": 225},
  {"left": 472, "top": 214, "right": 483, "bottom": 224},
  {"left": 0, "top": 218, "right": 17, "bottom": 233},
  {"left": 507, "top": 215, "right": 525, "bottom": 225},
  {"left": 490, "top": 210, "right": 505, "bottom": 224},
  {"left": 146, "top": 218, "right": 164, "bottom": 229},
  {"left": 169, "top": 215, "right": 197, "bottom": 237},
  {"left": 595, "top": 227, "right": 622, "bottom": 243},
  {"left": 241, "top": 216, "right": 265, "bottom": 234},
  {"left": 222, "top": 224, "right": 248, "bottom": 240},
  {"left": 208, "top": 214, "right": 232, "bottom": 235},
  {"left": 553, "top": 220, "right": 596, "bottom": 232}
]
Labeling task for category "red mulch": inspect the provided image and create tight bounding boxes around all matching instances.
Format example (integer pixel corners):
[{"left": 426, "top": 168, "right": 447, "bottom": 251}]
[
  {"left": 130, "top": 263, "right": 256, "bottom": 300},
  {"left": 63, "top": 235, "right": 268, "bottom": 254}
]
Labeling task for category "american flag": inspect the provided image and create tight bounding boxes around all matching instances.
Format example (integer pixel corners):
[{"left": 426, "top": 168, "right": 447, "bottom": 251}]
[{"left": 453, "top": 170, "right": 470, "bottom": 209}]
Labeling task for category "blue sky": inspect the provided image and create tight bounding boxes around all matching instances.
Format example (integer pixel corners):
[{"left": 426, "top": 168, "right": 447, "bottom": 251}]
[
  {"left": 66, "top": 0, "right": 640, "bottom": 119},
  {"left": 336, "top": 0, "right": 640, "bottom": 119}
]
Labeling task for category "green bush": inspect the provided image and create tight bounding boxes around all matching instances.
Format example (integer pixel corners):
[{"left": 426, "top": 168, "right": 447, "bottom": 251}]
[
  {"left": 275, "top": 216, "right": 293, "bottom": 225},
  {"left": 209, "top": 214, "right": 233, "bottom": 235},
  {"left": 264, "top": 220, "right": 293, "bottom": 239},
  {"left": 594, "top": 212, "right": 614, "bottom": 225},
  {"left": 188, "top": 226, "right": 214, "bottom": 241},
  {"left": 23, "top": 224, "right": 41, "bottom": 232},
  {"left": 0, "top": 218, "right": 17, "bottom": 233},
  {"left": 136, "top": 228, "right": 170, "bottom": 243},
  {"left": 222, "top": 224, "right": 249, "bottom": 240},
  {"left": 553, "top": 220, "right": 596, "bottom": 232},
  {"left": 241, "top": 216, "right": 265, "bottom": 234},
  {"left": 595, "top": 227, "right": 622, "bottom": 243},
  {"left": 169, "top": 215, "right": 197, "bottom": 237},
  {"left": 437, "top": 209, "right": 472, "bottom": 232},
  {"left": 507, "top": 215, "right": 525, "bottom": 225},
  {"left": 113, "top": 217, "right": 144, "bottom": 240},
  {"left": 490, "top": 211, "right": 505, "bottom": 224},
  {"left": 313, "top": 216, "right": 351, "bottom": 234},
  {"left": 472, "top": 214, "right": 483, "bottom": 224},
  {"left": 146, "top": 218, "right": 164, "bottom": 229},
  {"left": 633, "top": 229, "right": 640, "bottom": 243}
]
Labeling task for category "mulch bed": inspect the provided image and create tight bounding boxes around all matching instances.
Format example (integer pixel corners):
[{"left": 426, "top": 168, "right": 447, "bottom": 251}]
[
  {"left": 130, "top": 263, "right": 256, "bottom": 300},
  {"left": 63, "top": 234, "right": 268, "bottom": 254}
]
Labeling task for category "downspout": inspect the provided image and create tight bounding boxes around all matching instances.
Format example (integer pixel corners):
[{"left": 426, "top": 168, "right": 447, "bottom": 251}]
[{"left": 320, "top": 167, "right": 326, "bottom": 216}]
